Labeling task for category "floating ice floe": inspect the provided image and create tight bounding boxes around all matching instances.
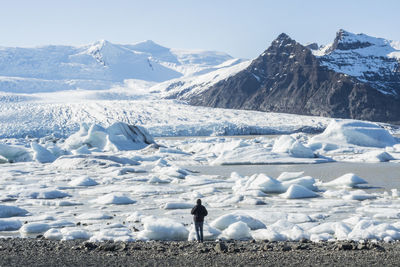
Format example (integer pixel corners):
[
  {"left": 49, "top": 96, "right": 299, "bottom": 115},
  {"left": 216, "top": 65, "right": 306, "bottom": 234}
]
[
  {"left": 92, "top": 193, "right": 136, "bottom": 205},
  {"left": 233, "top": 173, "right": 284, "bottom": 194},
  {"left": 323, "top": 173, "right": 368, "bottom": 188},
  {"left": 31, "top": 142, "right": 56, "bottom": 163},
  {"left": 44, "top": 228, "right": 92, "bottom": 241},
  {"left": 220, "top": 221, "right": 252, "bottom": 240},
  {"left": 0, "top": 143, "right": 31, "bottom": 162},
  {"left": 63, "top": 122, "right": 156, "bottom": 152},
  {"left": 357, "top": 151, "right": 395, "bottom": 162},
  {"left": 137, "top": 216, "right": 189, "bottom": 241},
  {"left": 163, "top": 202, "right": 193, "bottom": 209},
  {"left": 323, "top": 189, "right": 376, "bottom": 201},
  {"left": 68, "top": 176, "right": 99, "bottom": 187},
  {"left": 0, "top": 155, "right": 8, "bottom": 163},
  {"left": 251, "top": 228, "right": 287, "bottom": 242},
  {"left": 20, "top": 222, "right": 50, "bottom": 235},
  {"left": 76, "top": 213, "right": 113, "bottom": 220},
  {"left": 309, "top": 120, "right": 397, "bottom": 149},
  {"left": 51, "top": 154, "right": 139, "bottom": 169},
  {"left": 210, "top": 213, "right": 266, "bottom": 230},
  {"left": 272, "top": 135, "right": 315, "bottom": 158},
  {"left": 280, "top": 184, "right": 319, "bottom": 199},
  {"left": 89, "top": 227, "right": 135, "bottom": 242},
  {"left": 27, "top": 190, "right": 70, "bottom": 199},
  {"left": 0, "top": 219, "right": 22, "bottom": 231},
  {"left": 276, "top": 171, "right": 305, "bottom": 182},
  {"left": 0, "top": 205, "right": 29, "bottom": 218}
]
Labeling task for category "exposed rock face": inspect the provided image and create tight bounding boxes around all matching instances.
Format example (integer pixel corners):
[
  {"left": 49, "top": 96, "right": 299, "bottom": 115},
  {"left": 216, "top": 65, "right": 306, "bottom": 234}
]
[{"left": 188, "top": 32, "right": 400, "bottom": 124}]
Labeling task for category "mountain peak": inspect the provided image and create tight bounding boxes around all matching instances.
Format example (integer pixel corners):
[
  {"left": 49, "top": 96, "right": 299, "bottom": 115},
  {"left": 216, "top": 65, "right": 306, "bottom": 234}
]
[
  {"left": 269, "top": 33, "right": 297, "bottom": 50},
  {"left": 330, "top": 29, "right": 376, "bottom": 51},
  {"left": 130, "top": 40, "right": 169, "bottom": 53}
]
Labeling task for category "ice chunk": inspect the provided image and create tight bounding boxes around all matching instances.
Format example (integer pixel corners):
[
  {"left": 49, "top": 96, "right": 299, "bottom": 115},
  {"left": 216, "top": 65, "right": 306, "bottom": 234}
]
[
  {"left": 138, "top": 216, "right": 189, "bottom": 241},
  {"left": 163, "top": 202, "right": 193, "bottom": 209},
  {"left": 359, "top": 151, "right": 395, "bottom": 162},
  {"left": 0, "top": 205, "right": 29, "bottom": 218},
  {"left": 309, "top": 120, "right": 397, "bottom": 148},
  {"left": 0, "top": 143, "right": 31, "bottom": 162},
  {"left": 0, "top": 219, "right": 22, "bottom": 231},
  {"left": 220, "top": 221, "right": 252, "bottom": 240},
  {"left": 277, "top": 171, "right": 304, "bottom": 181},
  {"left": 31, "top": 142, "right": 56, "bottom": 163},
  {"left": 210, "top": 213, "right": 266, "bottom": 230},
  {"left": 92, "top": 194, "right": 136, "bottom": 205},
  {"left": 272, "top": 135, "right": 314, "bottom": 158},
  {"left": 126, "top": 211, "right": 145, "bottom": 222},
  {"left": 76, "top": 213, "right": 113, "bottom": 220},
  {"left": 90, "top": 228, "right": 134, "bottom": 242},
  {"left": 49, "top": 220, "right": 75, "bottom": 228},
  {"left": 323, "top": 173, "right": 367, "bottom": 188},
  {"left": 342, "top": 190, "right": 377, "bottom": 201},
  {"left": 64, "top": 122, "right": 156, "bottom": 152},
  {"left": 251, "top": 228, "right": 287, "bottom": 241},
  {"left": 44, "top": 228, "right": 63, "bottom": 240},
  {"left": 280, "top": 184, "right": 319, "bottom": 199},
  {"left": 0, "top": 155, "right": 8, "bottom": 163},
  {"left": 233, "top": 173, "right": 284, "bottom": 194},
  {"left": 44, "top": 228, "right": 92, "bottom": 241},
  {"left": 281, "top": 176, "right": 318, "bottom": 191},
  {"left": 68, "top": 176, "right": 99, "bottom": 187},
  {"left": 72, "top": 145, "right": 91, "bottom": 155},
  {"left": 52, "top": 154, "right": 139, "bottom": 169},
  {"left": 20, "top": 222, "right": 50, "bottom": 234},
  {"left": 29, "top": 190, "right": 70, "bottom": 199},
  {"left": 61, "top": 228, "right": 91, "bottom": 241}
]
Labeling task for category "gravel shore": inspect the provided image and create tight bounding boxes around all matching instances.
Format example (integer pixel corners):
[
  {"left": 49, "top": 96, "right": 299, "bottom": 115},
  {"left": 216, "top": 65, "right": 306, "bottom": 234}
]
[{"left": 1, "top": 238, "right": 400, "bottom": 266}]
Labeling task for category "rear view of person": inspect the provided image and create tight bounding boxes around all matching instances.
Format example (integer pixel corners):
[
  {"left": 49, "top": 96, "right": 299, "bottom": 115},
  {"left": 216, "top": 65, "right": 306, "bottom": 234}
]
[{"left": 191, "top": 199, "right": 208, "bottom": 242}]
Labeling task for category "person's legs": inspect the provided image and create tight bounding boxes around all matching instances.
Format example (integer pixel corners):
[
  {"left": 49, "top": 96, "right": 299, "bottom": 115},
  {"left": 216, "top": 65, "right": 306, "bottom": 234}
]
[
  {"left": 194, "top": 221, "right": 201, "bottom": 241},
  {"left": 199, "top": 221, "right": 204, "bottom": 242}
]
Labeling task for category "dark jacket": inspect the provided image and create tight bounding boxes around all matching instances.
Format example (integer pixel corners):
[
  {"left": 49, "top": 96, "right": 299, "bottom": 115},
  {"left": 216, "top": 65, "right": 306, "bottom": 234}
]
[{"left": 191, "top": 204, "right": 208, "bottom": 222}]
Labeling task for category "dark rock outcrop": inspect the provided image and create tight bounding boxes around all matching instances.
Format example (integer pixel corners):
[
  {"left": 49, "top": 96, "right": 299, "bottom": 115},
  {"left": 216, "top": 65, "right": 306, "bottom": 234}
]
[{"left": 188, "top": 33, "right": 400, "bottom": 124}]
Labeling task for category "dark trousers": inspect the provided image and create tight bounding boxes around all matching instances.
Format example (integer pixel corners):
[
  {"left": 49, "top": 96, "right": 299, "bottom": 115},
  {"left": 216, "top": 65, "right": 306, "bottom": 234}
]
[{"left": 194, "top": 221, "right": 204, "bottom": 242}]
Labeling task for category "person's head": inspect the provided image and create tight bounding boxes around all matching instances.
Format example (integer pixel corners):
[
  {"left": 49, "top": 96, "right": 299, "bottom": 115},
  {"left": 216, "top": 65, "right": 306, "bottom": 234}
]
[{"left": 196, "top": 199, "right": 202, "bottom": 205}]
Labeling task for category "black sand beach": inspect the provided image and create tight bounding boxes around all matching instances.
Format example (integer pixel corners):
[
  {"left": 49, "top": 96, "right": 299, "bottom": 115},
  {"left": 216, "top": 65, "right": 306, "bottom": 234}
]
[{"left": 1, "top": 238, "right": 400, "bottom": 266}]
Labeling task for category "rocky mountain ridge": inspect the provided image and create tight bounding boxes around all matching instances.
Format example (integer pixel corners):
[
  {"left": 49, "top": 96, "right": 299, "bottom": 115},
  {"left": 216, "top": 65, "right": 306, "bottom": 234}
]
[{"left": 186, "top": 30, "right": 400, "bottom": 124}]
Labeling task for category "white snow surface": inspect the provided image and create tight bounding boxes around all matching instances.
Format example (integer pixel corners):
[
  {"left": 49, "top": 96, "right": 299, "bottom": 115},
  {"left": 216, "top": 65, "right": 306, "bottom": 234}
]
[
  {"left": 0, "top": 40, "right": 236, "bottom": 93},
  {"left": 312, "top": 29, "right": 400, "bottom": 96}
]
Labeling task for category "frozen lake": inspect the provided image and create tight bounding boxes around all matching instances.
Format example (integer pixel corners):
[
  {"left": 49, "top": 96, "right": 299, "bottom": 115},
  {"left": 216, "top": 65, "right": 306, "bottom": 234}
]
[{"left": 1, "top": 120, "right": 400, "bottom": 242}]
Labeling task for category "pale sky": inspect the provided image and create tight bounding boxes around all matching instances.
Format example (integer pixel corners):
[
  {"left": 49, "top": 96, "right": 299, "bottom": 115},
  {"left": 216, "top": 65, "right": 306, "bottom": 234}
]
[{"left": 1, "top": 0, "right": 399, "bottom": 59}]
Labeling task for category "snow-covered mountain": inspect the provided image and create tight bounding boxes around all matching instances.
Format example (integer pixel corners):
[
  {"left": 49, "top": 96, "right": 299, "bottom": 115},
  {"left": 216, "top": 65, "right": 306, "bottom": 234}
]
[
  {"left": 184, "top": 30, "right": 400, "bottom": 124},
  {"left": 0, "top": 40, "right": 235, "bottom": 93},
  {"left": 313, "top": 29, "right": 400, "bottom": 96}
]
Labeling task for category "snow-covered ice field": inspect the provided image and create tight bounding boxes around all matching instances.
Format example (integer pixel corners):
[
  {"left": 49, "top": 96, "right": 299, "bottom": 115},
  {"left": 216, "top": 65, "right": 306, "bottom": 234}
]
[{"left": 1, "top": 95, "right": 400, "bottom": 243}]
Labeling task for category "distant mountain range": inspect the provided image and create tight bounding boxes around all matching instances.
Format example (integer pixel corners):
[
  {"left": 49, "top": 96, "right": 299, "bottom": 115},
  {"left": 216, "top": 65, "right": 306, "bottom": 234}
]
[
  {"left": 0, "top": 40, "right": 235, "bottom": 93},
  {"left": 170, "top": 30, "right": 400, "bottom": 124},
  {"left": 1, "top": 30, "right": 400, "bottom": 124}
]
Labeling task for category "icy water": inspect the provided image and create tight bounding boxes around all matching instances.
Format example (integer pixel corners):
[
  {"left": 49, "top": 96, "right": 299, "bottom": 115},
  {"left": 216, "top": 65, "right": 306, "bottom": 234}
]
[{"left": 187, "top": 162, "right": 400, "bottom": 193}]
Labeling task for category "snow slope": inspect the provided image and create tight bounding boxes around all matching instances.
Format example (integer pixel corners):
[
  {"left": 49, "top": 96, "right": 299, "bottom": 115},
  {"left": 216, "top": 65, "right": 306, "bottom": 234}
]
[
  {"left": 0, "top": 40, "right": 236, "bottom": 93},
  {"left": 313, "top": 29, "right": 400, "bottom": 96}
]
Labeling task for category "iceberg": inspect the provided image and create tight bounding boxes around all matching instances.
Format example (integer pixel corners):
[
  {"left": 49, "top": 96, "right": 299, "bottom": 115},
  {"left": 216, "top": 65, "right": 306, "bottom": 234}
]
[
  {"left": 64, "top": 122, "right": 156, "bottom": 152},
  {"left": 309, "top": 120, "right": 397, "bottom": 149}
]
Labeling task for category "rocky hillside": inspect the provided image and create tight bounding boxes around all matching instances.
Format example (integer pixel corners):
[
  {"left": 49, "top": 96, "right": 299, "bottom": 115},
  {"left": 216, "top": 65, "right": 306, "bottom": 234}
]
[{"left": 187, "top": 31, "right": 400, "bottom": 124}]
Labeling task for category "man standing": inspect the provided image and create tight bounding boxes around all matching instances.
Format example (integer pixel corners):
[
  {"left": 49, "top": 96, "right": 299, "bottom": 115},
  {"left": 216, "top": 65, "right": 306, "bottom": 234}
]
[{"left": 191, "top": 199, "right": 208, "bottom": 242}]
